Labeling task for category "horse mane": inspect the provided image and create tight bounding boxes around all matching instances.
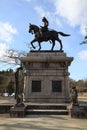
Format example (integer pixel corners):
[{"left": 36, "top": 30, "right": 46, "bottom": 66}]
[{"left": 31, "top": 24, "right": 39, "bottom": 29}]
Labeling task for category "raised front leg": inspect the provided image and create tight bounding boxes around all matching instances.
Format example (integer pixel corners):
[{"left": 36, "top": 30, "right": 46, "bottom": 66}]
[{"left": 30, "top": 39, "right": 37, "bottom": 49}]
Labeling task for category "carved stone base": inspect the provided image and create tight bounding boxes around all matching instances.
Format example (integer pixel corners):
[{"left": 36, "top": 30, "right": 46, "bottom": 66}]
[
  {"left": 20, "top": 51, "right": 73, "bottom": 103},
  {"left": 70, "top": 105, "right": 86, "bottom": 118},
  {"left": 10, "top": 106, "right": 25, "bottom": 117}
]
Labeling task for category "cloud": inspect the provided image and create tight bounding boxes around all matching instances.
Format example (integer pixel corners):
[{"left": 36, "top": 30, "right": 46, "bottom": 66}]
[
  {"left": 0, "top": 22, "right": 18, "bottom": 64},
  {"left": 0, "top": 22, "right": 18, "bottom": 43},
  {"left": 34, "top": 6, "right": 62, "bottom": 27},
  {"left": 80, "top": 25, "right": 87, "bottom": 36},
  {"left": 0, "top": 43, "right": 9, "bottom": 59},
  {"left": 0, "top": 43, "right": 19, "bottom": 65},
  {"left": 54, "top": 0, "right": 87, "bottom": 26},
  {"left": 35, "top": 6, "right": 46, "bottom": 17},
  {"left": 53, "top": 0, "right": 87, "bottom": 35},
  {"left": 78, "top": 50, "right": 87, "bottom": 60},
  {"left": 34, "top": 0, "right": 87, "bottom": 34}
]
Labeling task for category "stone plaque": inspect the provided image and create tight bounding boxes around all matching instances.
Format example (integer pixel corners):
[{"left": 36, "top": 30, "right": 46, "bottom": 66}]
[
  {"left": 52, "top": 80, "right": 62, "bottom": 92},
  {"left": 32, "top": 80, "right": 41, "bottom": 92}
]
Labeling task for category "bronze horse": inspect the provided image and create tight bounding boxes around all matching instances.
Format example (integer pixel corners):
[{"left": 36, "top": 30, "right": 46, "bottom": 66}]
[{"left": 28, "top": 24, "right": 70, "bottom": 51}]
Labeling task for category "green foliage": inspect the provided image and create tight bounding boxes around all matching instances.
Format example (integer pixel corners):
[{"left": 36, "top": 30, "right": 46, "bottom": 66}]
[
  {"left": 0, "top": 70, "right": 15, "bottom": 93},
  {"left": 69, "top": 78, "right": 87, "bottom": 93},
  {"left": 7, "top": 80, "right": 14, "bottom": 95},
  {"left": 69, "top": 78, "right": 76, "bottom": 92},
  {"left": 85, "top": 35, "right": 87, "bottom": 39}
]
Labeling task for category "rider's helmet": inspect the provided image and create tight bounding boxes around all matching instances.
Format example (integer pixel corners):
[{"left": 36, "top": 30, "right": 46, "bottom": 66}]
[{"left": 42, "top": 17, "right": 47, "bottom": 22}]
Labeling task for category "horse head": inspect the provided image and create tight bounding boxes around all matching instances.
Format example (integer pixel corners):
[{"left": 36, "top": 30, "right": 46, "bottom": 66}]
[
  {"left": 29, "top": 23, "right": 33, "bottom": 34},
  {"left": 29, "top": 23, "right": 39, "bottom": 34}
]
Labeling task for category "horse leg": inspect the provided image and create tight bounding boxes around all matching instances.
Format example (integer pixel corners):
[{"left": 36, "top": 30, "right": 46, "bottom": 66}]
[
  {"left": 51, "top": 40, "right": 55, "bottom": 51},
  {"left": 38, "top": 42, "right": 41, "bottom": 50},
  {"left": 30, "top": 39, "right": 37, "bottom": 49},
  {"left": 57, "top": 38, "right": 63, "bottom": 51}
]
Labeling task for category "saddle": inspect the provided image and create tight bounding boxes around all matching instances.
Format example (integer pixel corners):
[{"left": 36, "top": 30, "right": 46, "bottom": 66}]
[{"left": 39, "top": 26, "right": 49, "bottom": 37}]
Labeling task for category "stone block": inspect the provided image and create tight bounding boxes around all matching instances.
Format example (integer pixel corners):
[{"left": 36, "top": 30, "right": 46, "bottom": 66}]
[{"left": 20, "top": 51, "right": 73, "bottom": 103}]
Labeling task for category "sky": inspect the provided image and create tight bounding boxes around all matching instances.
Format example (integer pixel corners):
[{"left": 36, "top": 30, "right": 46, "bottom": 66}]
[{"left": 0, "top": 0, "right": 87, "bottom": 81}]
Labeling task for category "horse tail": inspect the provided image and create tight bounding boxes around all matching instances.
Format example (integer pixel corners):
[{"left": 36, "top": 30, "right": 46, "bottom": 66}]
[{"left": 58, "top": 32, "right": 70, "bottom": 37}]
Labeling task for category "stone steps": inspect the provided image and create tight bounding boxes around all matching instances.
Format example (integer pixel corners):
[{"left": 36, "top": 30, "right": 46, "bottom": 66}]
[
  {"left": 26, "top": 109, "right": 68, "bottom": 115},
  {"left": 0, "top": 105, "right": 13, "bottom": 113},
  {"left": 25, "top": 104, "right": 69, "bottom": 115}
]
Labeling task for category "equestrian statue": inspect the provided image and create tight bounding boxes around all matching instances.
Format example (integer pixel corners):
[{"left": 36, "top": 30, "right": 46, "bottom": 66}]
[{"left": 28, "top": 17, "right": 70, "bottom": 51}]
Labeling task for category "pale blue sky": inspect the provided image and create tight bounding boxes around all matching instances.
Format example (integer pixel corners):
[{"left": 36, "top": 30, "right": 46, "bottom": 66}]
[{"left": 0, "top": 0, "right": 87, "bottom": 81}]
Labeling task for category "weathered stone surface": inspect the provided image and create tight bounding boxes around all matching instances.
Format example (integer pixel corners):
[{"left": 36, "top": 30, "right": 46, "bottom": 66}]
[
  {"left": 70, "top": 105, "right": 87, "bottom": 118},
  {"left": 20, "top": 51, "right": 73, "bottom": 103}
]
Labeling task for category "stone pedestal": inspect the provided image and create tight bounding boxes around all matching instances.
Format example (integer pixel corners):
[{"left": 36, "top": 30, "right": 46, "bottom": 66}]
[
  {"left": 10, "top": 106, "right": 25, "bottom": 117},
  {"left": 70, "top": 104, "right": 86, "bottom": 118},
  {"left": 20, "top": 51, "right": 73, "bottom": 103}
]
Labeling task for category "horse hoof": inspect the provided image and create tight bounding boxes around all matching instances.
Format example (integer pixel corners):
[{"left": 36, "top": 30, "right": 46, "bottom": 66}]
[
  {"left": 59, "top": 49, "right": 63, "bottom": 52},
  {"left": 50, "top": 48, "right": 53, "bottom": 51}
]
